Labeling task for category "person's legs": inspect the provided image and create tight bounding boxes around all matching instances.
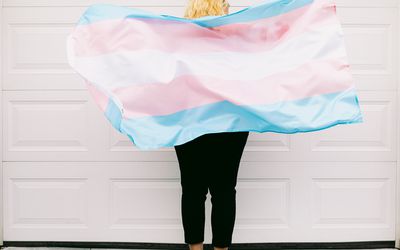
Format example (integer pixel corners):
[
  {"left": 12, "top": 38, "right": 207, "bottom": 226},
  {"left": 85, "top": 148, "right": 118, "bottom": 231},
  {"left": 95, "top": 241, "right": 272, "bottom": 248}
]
[
  {"left": 207, "top": 131, "right": 249, "bottom": 249},
  {"left": 175, "top": 131, "right": 249, "bottom": 249},
  {"left": 174, "top": 134, "right": 211, "bottom": 247}
]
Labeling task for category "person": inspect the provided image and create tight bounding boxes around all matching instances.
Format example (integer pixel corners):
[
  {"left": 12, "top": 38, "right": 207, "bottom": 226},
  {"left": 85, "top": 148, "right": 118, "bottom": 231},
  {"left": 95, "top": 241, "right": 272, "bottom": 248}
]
[{"left": 174, "top": 2, "right": 249, "bottom": 250}]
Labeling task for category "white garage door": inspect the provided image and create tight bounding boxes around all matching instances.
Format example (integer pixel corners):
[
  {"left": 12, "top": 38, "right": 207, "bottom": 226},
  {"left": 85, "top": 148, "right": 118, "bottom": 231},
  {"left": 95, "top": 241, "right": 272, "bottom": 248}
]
[{"left": 1, "top": 0, "right": 399, "bottom": 246}]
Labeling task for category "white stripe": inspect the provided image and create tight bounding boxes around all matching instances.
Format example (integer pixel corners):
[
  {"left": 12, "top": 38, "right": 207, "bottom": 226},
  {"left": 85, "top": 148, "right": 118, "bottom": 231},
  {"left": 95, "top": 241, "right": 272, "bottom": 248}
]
[{"left": 67, "top": 20, "right": 347, "bottom": 90}]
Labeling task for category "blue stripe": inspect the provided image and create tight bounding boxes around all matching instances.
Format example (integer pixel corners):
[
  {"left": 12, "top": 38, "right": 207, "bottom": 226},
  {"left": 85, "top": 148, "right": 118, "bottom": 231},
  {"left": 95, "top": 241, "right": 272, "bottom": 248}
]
[
  {"left": 104, "top": 98, "right": 122, "bottom": 133},
  {"left": 111, "top": 88, "right": 363, "bottom": 150},
  {"left": 77, "top": 0, "right": 313, "bottom": 27}
]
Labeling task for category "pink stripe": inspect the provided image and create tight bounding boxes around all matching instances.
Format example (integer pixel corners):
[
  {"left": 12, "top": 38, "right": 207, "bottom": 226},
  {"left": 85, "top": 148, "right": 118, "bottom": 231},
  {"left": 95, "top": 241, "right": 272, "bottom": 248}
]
[
  {"left": 71, "top": 1, "right": 336, "bottom": 57},
  {"left": 112, "top": 58, "right": 354, "bottom": 119},
  {"left": 85, "top": 80, "right": 109, "bottom": 112}
]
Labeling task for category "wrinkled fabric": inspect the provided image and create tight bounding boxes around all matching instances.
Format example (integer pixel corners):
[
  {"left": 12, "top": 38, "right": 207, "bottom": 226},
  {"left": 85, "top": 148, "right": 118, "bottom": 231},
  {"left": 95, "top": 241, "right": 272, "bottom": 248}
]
[{"left": 66, "top": 0, "right": 363, "bottom": 150}]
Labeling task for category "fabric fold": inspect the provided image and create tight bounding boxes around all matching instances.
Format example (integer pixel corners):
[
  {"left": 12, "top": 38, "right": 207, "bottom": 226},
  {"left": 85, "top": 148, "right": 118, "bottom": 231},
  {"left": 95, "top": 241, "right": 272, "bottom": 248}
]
[{"left": 66, "top": 0, "right": 363, "bottom": 150}]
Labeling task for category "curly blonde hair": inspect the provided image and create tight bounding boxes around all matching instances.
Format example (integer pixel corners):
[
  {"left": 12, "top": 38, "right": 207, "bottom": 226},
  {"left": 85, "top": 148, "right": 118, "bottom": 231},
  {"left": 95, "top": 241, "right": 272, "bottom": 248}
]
[{"left": 184, "top": 0, "right": 228, "bottom": 19}]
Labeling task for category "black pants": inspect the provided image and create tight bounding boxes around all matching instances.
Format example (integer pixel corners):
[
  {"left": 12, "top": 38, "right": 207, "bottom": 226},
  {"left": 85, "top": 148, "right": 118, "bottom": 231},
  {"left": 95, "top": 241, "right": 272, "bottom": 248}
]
[{"left": 174, "top": 131, "right": 249, "bottom": 248}]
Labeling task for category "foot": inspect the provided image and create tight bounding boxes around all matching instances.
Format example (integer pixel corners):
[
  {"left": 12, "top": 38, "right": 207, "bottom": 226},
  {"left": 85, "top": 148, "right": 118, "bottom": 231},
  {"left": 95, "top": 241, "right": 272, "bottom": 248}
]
[{"left": 189, "top": 242, "right": 203, "bottom": 250}]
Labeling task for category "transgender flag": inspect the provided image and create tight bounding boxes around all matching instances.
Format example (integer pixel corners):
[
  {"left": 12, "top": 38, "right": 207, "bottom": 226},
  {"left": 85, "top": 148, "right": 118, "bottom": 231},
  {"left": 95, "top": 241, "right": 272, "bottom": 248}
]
[{"left": 66, "top": 0, "right": 363, "bottom": 150}]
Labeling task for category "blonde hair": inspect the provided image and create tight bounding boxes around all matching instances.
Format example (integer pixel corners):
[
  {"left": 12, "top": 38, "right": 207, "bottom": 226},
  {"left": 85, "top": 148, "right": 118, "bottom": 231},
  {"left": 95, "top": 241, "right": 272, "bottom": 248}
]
[{"left": 184, "top": 0, "right": 228, "bottom": 19}]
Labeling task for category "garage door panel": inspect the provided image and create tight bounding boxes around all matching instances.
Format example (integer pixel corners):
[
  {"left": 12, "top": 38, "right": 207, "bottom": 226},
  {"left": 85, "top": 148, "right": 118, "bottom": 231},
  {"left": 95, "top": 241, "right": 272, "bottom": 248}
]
[
  {"left": 2, "top": 90, "right": 183, "bottom": 161},
  {"left": 3, "top": 161, "right": 183, "bottom": 242},
  {"left": 278, "top": 90, "right": 396, "bottom": 162},
  {"left": 336, "top": 5, "right": 398, "bottom": 91},
  {"left": 6, "top": 2, "right": 397, "bottom": 93},
  {"left": 108, "top": 180, "right": 181, "bottom": 229},
  {"left": 2, "top": 8, "right": 84, "bottom": 90},
  {"left": 239, "top": 89, "right": 397, "bottom": 161},
  {"left": 3, "top": 90, "right": 396, "bottom": 162},
  {"left": 235, "top": 161, "right": 396, "bottom": 242},
  {"left": 4, "top": 161, "right": 395, "bottom": 242},
  {"left": 2, "top": 6, "right": 186, "bottom": 90},
  {"left": 311, "top": 178, "right": 391, "bottom": 227},
  {"left": 2, "top": 90, "right": 106, "bottom": 161}
]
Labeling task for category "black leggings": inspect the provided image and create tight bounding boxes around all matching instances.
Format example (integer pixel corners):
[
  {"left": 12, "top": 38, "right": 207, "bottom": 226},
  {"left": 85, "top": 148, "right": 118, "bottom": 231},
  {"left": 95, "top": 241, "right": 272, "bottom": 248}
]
[{"left": 174, "top": 131, "right": 249, "bottom": 248}]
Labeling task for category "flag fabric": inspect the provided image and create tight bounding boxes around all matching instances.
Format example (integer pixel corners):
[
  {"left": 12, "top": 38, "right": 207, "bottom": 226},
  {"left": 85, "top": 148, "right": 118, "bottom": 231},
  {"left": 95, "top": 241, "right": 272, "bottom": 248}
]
[{"left": 66, "top": 0, "right": 363, "bottom": 150}]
